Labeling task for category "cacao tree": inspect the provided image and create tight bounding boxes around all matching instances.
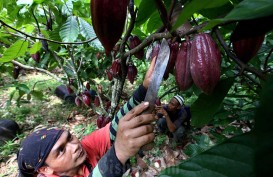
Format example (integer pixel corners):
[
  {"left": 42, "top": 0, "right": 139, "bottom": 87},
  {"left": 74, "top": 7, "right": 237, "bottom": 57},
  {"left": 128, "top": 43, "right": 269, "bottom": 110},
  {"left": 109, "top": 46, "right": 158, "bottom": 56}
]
[{"left": 0, "top": 0, "right": 273, "bottom": 176}]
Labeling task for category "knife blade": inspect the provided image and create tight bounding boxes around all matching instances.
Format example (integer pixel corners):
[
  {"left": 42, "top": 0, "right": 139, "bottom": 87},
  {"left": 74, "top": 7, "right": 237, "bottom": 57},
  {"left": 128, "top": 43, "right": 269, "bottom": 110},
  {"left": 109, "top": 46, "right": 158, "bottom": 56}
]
[{"left": 143, "top": 38, "right": 170, "bottom": 114}]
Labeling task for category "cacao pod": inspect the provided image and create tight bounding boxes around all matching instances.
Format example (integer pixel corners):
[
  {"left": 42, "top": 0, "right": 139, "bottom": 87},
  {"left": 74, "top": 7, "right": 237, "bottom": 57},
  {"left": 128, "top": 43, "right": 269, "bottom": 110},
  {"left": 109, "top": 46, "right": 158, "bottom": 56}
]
[
  {"left": 82, "top": 93, "right": 91, "bottom": 107},
  {"left": 96, "top": 52, "right": 101, "bottom": 59},
  {"left": 31, "top": 52, "right": 40, "bottom": 63},
  {"left": 155, "top": 98, "right": 161, "bottom": 106},
  {"left": 151, "top": 42, "right": 160, "bottom": 61},
  {"left": 86, "top": 82, "right": 90, "bottom": 90},
  {"left": 101, "top": 116, "right": 111, "bottom": 128},
  {"left": 129, "top": 35, "right": 144, "bottom": 59},
  {"left": 69, "top": 79, "right": 75, "bottom": 86},
  {"left": 94, "top": 96, "right": 100, "bottom": 107},
  {"left": 175, "top": 41, "right": 193, "bottom": 91},
  {"left": 97, "top": 115, "right": 104, "bottom": 128},
  {"left": 66, "top": 85, "right": 73, "bottom": 94},
  {"left": 91, "top": 0, "right": 129, "bottom": 56},
  {"left": 106, "top": 68, "right": 113, "bottom": 81},
  {"left": 75, "top": 96, "right": 82, "bottom": 107},
  {"left": 127, "top": 63, "right": 138, "bottom": 84},
  {"left": 190, "top": 33, "right": 221, "bottom": 94},
  {"left": 111, "top": 59, "right": 121, "bottom": 78},
  {"left": 13, "top": 65, "right": 21, "bottom": 79},
  {"left": 105, "top": 101, "right": 111, "bottom": 111},
  {"left": 46, "top": 18, "right": 53, "bottom": 31},
  {"left": 232, "top": 35, "right": 265, "bottom": 63},
  {"left": 163, "top": 41, "right": 179, "bottom": 80}
]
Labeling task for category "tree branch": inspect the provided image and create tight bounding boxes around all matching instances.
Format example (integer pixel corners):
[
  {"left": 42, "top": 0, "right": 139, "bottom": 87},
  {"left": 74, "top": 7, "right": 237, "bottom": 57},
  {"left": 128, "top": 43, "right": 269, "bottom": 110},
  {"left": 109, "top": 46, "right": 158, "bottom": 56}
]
[
  {"left": 154, "top": 0, "right": 173, "bottom": 32},
  {"left": 214, "top": 28, "right": 266, "bottom": 80},
  {"left": 263, "top": 47, "right": 273, "bottom": 71},
  {"left": 0, "top": 20, "right": 97, "bottom": 45},
  {"left": 123, "top": 21, "right": 207, "bottom": 58},
  {"left": 11, "top": 60, "right": 63, "bottom": 83}
]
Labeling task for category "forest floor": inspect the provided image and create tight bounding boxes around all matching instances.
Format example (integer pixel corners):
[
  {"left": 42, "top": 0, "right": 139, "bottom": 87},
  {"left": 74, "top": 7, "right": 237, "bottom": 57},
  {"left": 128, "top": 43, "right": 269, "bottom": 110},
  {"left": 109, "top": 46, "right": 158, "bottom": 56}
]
[{"left": 0, "top": 72, "right": 224, "bottom": 177}]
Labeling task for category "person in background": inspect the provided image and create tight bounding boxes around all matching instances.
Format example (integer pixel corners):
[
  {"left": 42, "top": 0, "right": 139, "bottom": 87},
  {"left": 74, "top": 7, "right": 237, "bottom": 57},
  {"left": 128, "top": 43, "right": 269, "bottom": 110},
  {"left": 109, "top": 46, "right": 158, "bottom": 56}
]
[
  {"left": 17, "top": 58, "right": 157, "bottom": 177},
  {"left": 155, "top": 95, "right": 191, "bottom": 143}
]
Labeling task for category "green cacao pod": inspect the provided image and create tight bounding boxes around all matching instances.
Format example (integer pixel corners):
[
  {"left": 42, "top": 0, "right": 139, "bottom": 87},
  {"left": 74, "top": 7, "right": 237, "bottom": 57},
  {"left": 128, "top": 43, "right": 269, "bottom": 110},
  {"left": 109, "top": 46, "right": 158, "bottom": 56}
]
[
  {"left": 190, "top": 33, "right": 221, "bottom": 94},
  {"left": 91, "top": 0, "right": 129, "bottom": 56},
  {"left": 175, "top": 41, "right": 193, "bottom": 91}
]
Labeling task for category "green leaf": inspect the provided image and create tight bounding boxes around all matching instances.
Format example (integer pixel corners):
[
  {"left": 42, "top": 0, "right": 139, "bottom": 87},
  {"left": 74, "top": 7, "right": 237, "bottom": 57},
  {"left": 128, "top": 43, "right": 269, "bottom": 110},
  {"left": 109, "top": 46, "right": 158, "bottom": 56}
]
[
  {"left": 205, "top": 0, "right": 273, "bottom": 30},
  {"left": 59, "top": 16, "right": 79, "bottom": 42},
  {"left": 136, "top": 0, "right": 156, "bottom": 26},
  {"left": 173, "top": 0, "right": 229, "bottom": 31},
  {"left": 30, "top": 90, "right": 44, "bottom": 100},
  {"left": 255, "top": 74, "right": 273, "bottom": 177},
  {"left": 191, "top": 77, "right": 235, "bottom": 127},
  {"left": 61, "top": 0, "right": 73, "bottom": 16},
  {"left": 17, "top": 84, "right": 30, "bottom": 94},
  {"left": 147, "top": 11, "right": 163, "bottom": 33},
  {"left": 29, "top": 42, "right": 42, "bottom": 54},
  {"left": 0, "top": 40, "right": 29, "bottom": 63},
  {"left": 78, "top": 17, "right": 98, "bottom": 47},
  {"left": 159, "top": 132, "right": 255, "bottom": 177}
]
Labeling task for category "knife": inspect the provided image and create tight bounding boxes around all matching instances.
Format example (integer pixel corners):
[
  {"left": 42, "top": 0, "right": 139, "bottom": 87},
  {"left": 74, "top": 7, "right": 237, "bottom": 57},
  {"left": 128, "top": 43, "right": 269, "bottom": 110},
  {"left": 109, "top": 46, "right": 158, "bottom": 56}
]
[{"left": 143, "top": 38, "right": 170, "bottom": 114}]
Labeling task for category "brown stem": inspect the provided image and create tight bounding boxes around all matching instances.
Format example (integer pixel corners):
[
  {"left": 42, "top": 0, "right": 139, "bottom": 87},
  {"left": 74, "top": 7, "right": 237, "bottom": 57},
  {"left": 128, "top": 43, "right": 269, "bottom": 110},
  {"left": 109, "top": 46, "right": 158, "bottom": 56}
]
[
  {"left": 154, "top": 0, "right": 173, "bottom": 33},
  {"left": 0, "top": 20, "right": 97, "bottom": 45},
  {"left": 11, "top": 60, "right": 63, "bottom": 83},
  {"left": 214, "top": 28, "right": 266, "bottom": 80},
  {"left": 159, "top": 86, "right": 178, "bottom": 99}
]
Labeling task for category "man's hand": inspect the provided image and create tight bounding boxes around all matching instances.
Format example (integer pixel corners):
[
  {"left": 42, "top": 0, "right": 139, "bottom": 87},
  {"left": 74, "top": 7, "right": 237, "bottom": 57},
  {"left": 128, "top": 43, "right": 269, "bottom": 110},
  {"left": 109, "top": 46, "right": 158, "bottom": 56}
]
[
  {"left": 114, "top": 102, "right": 156, "bottom": 165},
  {"left": 155, "top": 105, "right": 168, "bottom": 117},
  {"left": 143, "top": 56, "right": 156, "bottom": 89}
]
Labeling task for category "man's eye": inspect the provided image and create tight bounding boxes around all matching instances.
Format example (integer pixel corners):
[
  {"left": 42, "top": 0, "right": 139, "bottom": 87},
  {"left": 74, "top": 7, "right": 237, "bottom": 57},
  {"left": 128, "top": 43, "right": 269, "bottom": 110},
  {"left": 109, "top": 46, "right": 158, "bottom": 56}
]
[{"left": 59, "top": 147, "right": 65, "bottom": 154}]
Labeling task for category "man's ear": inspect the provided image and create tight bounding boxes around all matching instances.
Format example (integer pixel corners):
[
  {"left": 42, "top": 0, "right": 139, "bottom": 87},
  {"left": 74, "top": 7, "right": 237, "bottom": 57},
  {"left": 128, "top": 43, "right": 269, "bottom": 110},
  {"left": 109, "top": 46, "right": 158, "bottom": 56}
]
[{"left": 37, "top": 166, "right": 54, "bottom": 175}]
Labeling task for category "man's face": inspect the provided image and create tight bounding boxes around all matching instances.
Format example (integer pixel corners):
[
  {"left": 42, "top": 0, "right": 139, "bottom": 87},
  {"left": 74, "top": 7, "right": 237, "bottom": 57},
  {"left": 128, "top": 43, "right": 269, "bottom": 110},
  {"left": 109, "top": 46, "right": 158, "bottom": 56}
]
[
  {"left": 168, "top": 98, "right": 181, "bottom": 112},
  {"left": 44, "top": 130, "right": 87, "bottom": 176}
]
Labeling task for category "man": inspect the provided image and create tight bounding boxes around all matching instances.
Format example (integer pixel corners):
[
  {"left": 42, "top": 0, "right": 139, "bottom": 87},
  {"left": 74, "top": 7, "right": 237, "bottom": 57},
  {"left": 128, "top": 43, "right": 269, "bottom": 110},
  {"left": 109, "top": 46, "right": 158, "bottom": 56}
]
[
  {"left": 156, "top": 95, "right": 191, "bottom": 143},
  {"left": 17, "top": 58, "right": 157, "bottom": 177}
]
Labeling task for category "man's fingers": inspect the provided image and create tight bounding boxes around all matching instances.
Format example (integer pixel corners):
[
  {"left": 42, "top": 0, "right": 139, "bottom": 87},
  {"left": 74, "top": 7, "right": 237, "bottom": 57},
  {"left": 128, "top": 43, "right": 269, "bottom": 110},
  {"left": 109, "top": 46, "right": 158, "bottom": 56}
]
[
  {"left": 123, "top": 124, "right": 154, "bottom": 139},
  {"left": 123, "top": 102, "right": 149, "bottom": 121},
  {"left": 130, "top": 133, "right": 155, "bottom": 148},
  {"left": 128, "top": 114, "right": 156, "bottom": 128}
]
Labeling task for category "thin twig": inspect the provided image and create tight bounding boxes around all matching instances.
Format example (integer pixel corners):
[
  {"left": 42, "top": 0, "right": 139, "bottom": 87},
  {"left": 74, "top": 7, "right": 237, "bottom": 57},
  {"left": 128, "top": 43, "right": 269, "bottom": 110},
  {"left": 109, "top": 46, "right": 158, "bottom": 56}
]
[
  {"left": 0, "top": 20, "right": 97, "bottom": 45},
  {"left": 263, "top": 47, "right": 273, "bottom": 71},
  {"left": 11, "top": 60, "right": 63, "bottom": 83},
  {"left": 154, "top": 0, "right": 173, "bottom": 32}
]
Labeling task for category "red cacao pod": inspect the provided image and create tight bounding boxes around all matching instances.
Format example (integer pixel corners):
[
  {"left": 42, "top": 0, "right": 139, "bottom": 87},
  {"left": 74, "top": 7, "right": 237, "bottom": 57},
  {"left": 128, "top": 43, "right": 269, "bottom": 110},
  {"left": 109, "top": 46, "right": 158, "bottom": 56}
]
[
  {"left": 127, "top": 63, "right": 138, "bottom": 84},
  {"left": 101, "top": 116, "right": 111, "bottom": 127},
  {"left": 96, "top": 52, "right": 101, "bottom": 59},
  {"left": 106, "top": 68, "right": 113, "bottom": 81},
  {"left": 111, "top": 59, "right": 121, "bottom": 78},
  {"left": 175, "top": 41, "right": 193, "bottom": 91},
  {"left": 155, "top": 98, "right": 161, "bottom": 106},
  {"left": 66, "top": 85, "right": 73, "bottom": 94},
  {"left": 129, "top": 36, "right": 144, "bottom": 59},
  {"left": 190, "top": 33, "right": 221, "bottom": 94},
  {"left": 91, "top": 0, "right": 129, "bottom": 56},
  {"left": 94, "top": 96, "right": 100, "bottom": 107},
  {"left": 31, "top": 52, "right": 40, "bottom": 63},
  {"left": 82, "top": 93, "right": 91, "bottom": 107},
  {"left": 163, "top": 41, "right": 179, "bottom": 80},
  {"left": 151, "top": 42, "right": 160, "bottom": 61},
  {"left": 232, "top": 35, "right": 265, "bottom": 63},
  {"left": 13, "top": 65, "right": 21, "bottom": 79},
  {"left": 75, "top": 96, "right": 82, "bottom": 107},
  {"left": 97, "top": 115, "right": 104, "bottom": 128},
  {"left": 86, "top": 82, "right": 90, "bottom": 90},
  {"left": 105, "top": 101, "right": 111, "bottom": 111}
]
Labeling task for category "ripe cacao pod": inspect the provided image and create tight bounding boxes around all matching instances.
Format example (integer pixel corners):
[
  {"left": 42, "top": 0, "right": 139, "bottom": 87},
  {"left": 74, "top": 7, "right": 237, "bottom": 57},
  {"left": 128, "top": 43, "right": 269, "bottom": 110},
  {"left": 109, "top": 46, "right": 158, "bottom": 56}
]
[
  {"left": 66, "top": 85, "right": 73, "bottom": 94},
  {"left": 106, "top": 68, "right": 113, "bottom": 81},
  {"left": 82, "top": 93, "right": 91, "bottom": 107},
  {"left": 127, "top": 63, "right": 138, "bottom": 84},
  {"left": 105, "top": 101, "right": 111, "bottom": 111},
  {"left": 86, "top": 82, "right": 90, "bottom": 90},
  {"left": 190, "top": 33, "right": 221, "bottom": 94},
  {"left": 175, "top": 41, "right": 193, "bottom": 91},
  {"left": 97, "top": 115, "right": 104, "bottom": 128},
  {"left": 31, "top": 52, "right": 40, "bottom": 63},
  {"left": 94, "top": 96, "right": 100, "bottom": 107},
  {"left": 111, "top": 59, "right": 121, "bottom": 78},
  {"left": 75, "top": 96, "right": 82, "bottom": 107},
  {"left": 155, "top": 98, "right": 161, "bottom": 106},
  {"left": 101, "top": 116, "right": 111, "bottom": 127},
  {"left": 163, "top": 41, "right": 179, "bottom": 80},
  {"left": 129, "top": 35, "right": 144, "bottom": 59},
  {"left": 13, "top": 65, "right": 21, "bottom": 79},
  {"left": 151, "top": 42, "right": 160, "bottom": 61},
  {"left": 96, "top": 52, "right": 101, "bottom": 59},
  {"left": 232, "top": 35, "right": 264, "bottom": 63},
  {"left": 91, "top": 0, "right": 129, "bottom": 56}
]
